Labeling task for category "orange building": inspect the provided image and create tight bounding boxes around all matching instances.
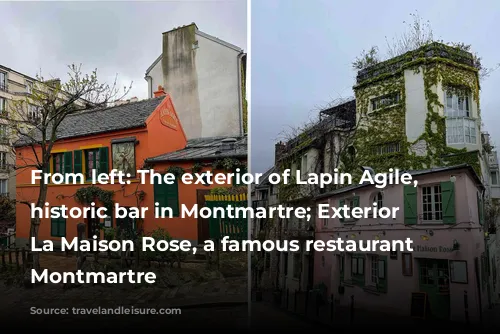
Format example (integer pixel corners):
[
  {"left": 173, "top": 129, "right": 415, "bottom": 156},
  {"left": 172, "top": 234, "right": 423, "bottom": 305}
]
[{"left": 15, "top": 87, "right": 247, "bottom": 246}]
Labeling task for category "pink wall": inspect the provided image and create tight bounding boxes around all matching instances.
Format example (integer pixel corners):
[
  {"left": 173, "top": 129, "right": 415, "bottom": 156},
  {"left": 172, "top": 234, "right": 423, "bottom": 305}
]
[{"left": 314, "top": 168, "right": 488, "bottom": 322}]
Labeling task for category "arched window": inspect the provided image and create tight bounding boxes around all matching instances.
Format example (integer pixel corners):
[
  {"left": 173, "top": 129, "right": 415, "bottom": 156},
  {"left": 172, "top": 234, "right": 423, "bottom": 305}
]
[{"left": 373, "top": 191, "right": 383, "bottom": 207}]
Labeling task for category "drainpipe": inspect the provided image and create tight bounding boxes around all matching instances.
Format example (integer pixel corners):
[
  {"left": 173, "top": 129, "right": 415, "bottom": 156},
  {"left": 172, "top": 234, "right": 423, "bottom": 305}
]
[
  {"left": 144, "top": 75, "right": 152, "bottom": 98},
  {"left": 236, "top": 51, "right": 245, "bottom": 136},
  {"left": 483, "top": 188, "right": 493, "bottom": 309}
]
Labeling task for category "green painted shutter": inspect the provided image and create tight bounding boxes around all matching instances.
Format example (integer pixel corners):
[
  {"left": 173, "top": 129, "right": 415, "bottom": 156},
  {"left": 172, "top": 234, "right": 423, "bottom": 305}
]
[
  {"left": 73, "top": 150, "right": 82, "bottom": 174},
  {"left": 403, "top": 185, "right": 417, "bottom": 225},
  {"left": 59, "top": 217, "right": 66, "bottom": 237},
  {"left": 339, "top": 199, "right": 345, "bottom": 223},
  {"left": 64, "top": 151, "right": 73, "bottom": 175},
  {"left": 166, "top": 179, "right": 180, "bottom": 217},
  {"left": 51, "top": 216, "right": 58, "bottom": 237},
  {"left": 154, "top": 179, "right": 167, "bottom": 209},
  {"left": 98, "top": 147, "right": 109, "bottom": 174},
  {"left": 377, "top": 255, "right": 387, "bottom": 293},
  {"left": 477, "top": 192, "right": 484, "bottom": 225},
  {"left": 352, "top": 195, "right": 360, "bottom": 207},
  {"left": 441, "top": 181, "right": 456, "bottom": 224}
]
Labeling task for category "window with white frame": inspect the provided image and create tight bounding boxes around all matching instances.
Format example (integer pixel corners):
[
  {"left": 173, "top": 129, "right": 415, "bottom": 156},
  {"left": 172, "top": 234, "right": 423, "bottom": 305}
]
[
  {"left": 491, "top": 171, "right": 499, "bottom": 186},
  {"left": 301, "top": 154, "right": 308, "bottom": 177},
  {"left": 374, "top": 191, "right": 383, "bottom": 207},
  {"left": 0, "top": 98, "right": 6, "bottom": 115},
  {"left": 445, "top": 90, "right": 470, "bottom": 118},
  {"left": 26, "top": 81, "right": 33, "bottom": 94},
  {"left": 0, "top": 179, "right": 7, "bottom": 196},
  {"left": 444, "top": 89, "right": 477, "bottom": 145},
  {"left": 446, "top": 118, "right": 477, "bottom": 144},
  {"left": 0, "top": 151, "right": 7, "bottom": 170},
  {"left": 28, "top": 104, "right": 41, "bottom": 122},
  {"left": 422, "top": 184, "right": 443, "bottom": 221},
  {"left": 0, "top": 72, "right": 6, "bottom": 91}
]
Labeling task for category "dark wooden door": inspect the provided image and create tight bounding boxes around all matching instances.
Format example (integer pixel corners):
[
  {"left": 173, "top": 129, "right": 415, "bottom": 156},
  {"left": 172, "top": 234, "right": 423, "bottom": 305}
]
[
  {"left": 197, "top": 189, "right": 211, "bottom": 244},
  {"left": 87, "top": 217, "right": 100, "bottom": 238}
]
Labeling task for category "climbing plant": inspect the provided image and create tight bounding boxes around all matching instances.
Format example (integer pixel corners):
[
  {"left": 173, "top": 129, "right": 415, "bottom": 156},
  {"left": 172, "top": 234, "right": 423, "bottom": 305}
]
[{"left": 75, "top": 185, "right": 115, "bottom": 211}]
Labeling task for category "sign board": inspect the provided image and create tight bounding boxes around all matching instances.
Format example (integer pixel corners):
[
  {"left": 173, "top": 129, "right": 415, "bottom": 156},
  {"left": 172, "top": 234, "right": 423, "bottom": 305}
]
[
  {"left": 159, "top": 102, "right": 178, "bottom": 130},
  {"left": 413, "top": 245, "right": 454, "bottom": 253},
  {"left": 410, "top": 292, "right": 427, "bottom": 319}
]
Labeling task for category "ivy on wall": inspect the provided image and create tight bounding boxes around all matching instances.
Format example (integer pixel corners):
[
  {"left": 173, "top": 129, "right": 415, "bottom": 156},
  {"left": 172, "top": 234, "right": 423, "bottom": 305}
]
[{"left": 352, "top": 43, "right": 482, "bottom": 176}]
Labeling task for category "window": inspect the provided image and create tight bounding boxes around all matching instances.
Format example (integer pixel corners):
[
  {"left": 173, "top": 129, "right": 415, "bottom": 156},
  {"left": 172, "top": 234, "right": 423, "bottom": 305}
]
[
  {"left": 322, "top": 217, "right": 328, "bottom": 228},
  {"left": 26, "top": 81, "right": 33, "bottom": 94},
  {"left": 339, "top": 196, "right": 360, "bottom": 223},
  {"left": 374, "top": 191, "right": 383, "bottom": 207},
  {"left": 111, "top": 141, "right": 136, "bottom": 177},
  {"left": 371, "top": 92, "right": 400, "bottom": 111},
  {"left": 52, "top": 153, "right": 65, "bottom": 174},
  {"left": 153, "top": 178, "right": 180, "bottom": 217},
  {"left": 0, "top": 179, "right": 7, "bottom": 196},
  {"left": 0, "top": 124, "right": 7, "bottom": 141},
  {"left": 351, "top": 254, "right": 365, "bottom": 285},
  {"left": 51, "top": 208, "right": 66, "bottom": 237},
  {"left": 445, "top": 90, "right": 470, "bottom": 118},
  {"left": 293, "top": 253, "right": 302, "bottom": 279},
  {"left": 0, "top": 72, "right": 6, "bottom": 91},
  {"left": 0, "top": 98, "right": 7, "bottom": 116},
  {"left": 491, "top": 171, "right": 499, "bottom": 186},
  {"left": 422, "top": 184, "right": 442, "bottom": 221},
  {"left": 446, "top": 118, "right": 477, "bottom": 144},
  {"left": 0, "top": 151, "right": 7, "bottom": 170},
  {"left": 372, "top": 142, "right": 401, "bottom": 155},
  {"left": 301, "top": 154, "right": 308, "bottom": 176},
  {"left": 85, "top": 149, "right": 100, "bottom": 179},
  {"left": 28, "top": 104, "right": 41, "bottom": 122},
  {"left": 402, "top": 252, "right": 413, "bottom": 276}
]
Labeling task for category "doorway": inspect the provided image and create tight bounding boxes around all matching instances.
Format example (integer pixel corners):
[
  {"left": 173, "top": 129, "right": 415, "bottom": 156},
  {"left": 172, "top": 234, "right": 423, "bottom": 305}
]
[
  {"left": 197, "top": 189, "right": 211, "bottom": 244},
  {"left": 418, "top": 258, "right": 451, "bottom": 320},
  {"left": 87, "top": 216, "right": 100, "bottom": 238}
]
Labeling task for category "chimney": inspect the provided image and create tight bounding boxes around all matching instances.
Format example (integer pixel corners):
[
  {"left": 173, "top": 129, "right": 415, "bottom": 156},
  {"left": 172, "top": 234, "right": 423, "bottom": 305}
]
[
  {"left": 154, "top": 85, "right": 166, "bottom": 97},
  {"left": 44, "top": 78, "right": 61, "bottom": 89},
  {"left": 130, "top": 97, "right": 138, "bottom": 103},
  {"left": 221, "top": 138, "right": 237, "bottom": 151}
]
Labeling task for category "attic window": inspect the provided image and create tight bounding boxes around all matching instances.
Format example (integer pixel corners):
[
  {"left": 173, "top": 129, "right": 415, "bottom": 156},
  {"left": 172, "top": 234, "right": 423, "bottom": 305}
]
[
  {"left": 221, "top": 138, "right": 237, "bottom": 151},
  {"left": 192, "top": 40, "right": 199, "bottom": 50}
]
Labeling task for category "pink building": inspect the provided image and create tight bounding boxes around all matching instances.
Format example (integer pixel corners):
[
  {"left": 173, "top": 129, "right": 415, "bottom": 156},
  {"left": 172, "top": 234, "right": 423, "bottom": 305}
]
[{"left": 314, "top": 165, "right": 489, "bottom": 323}]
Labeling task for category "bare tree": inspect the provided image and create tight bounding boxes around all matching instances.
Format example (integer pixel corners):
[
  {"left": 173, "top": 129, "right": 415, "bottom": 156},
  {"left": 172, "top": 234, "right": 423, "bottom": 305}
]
[
  {"left": 9, "top": 64, "right": 131, "bottom": 271},
  {"left": 385, "top": 11, "right": 434, "bottom": 58}
]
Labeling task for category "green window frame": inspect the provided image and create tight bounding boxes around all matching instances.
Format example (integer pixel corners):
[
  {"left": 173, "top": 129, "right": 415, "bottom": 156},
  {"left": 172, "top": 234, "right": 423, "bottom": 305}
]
[
  {"left": 351, "top": 254, "right": 365, "bottom": 286},
  {"left": 51, "top": 209, "right": 66, "bottom": 237},
  {"left": 84, "top": 147, "right": 109, "bottom": 180},
  {"left": 153, "top": 178, "right": 180, "bottom": 217}
]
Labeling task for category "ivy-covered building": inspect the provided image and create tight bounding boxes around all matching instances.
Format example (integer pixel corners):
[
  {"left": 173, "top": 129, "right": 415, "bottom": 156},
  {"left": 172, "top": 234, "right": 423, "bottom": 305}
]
[
  {"left": 352, "top": 42, "right": 491, "bottom": 183},
  {"left": 15, "top": 86, "right": 247, "bottom": 247}
]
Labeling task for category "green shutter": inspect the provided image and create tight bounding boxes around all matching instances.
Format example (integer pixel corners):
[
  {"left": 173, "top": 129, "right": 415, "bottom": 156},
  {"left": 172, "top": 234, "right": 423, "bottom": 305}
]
[
  {"left": 59, "top": 217, "right": 66, "bottom": 237},
  {"left": 154, "top": 179, "right": 167, "bottom": 209},
  {"left": 98, "top": 147, "right": 109, "bottom": 174},
  {"left": 64, "top": 151, "right": 73, "bottom": 175},
  {"left": 73, "top": 150, "right": 82, "bottom": 174},
  {"left": 339, "top": 199, "right": 345, "bottom": 222},
  {"left": 403, "top": 185, "right": 417, "bottom": 225},
  {"left": 51, "top": 217, "right": 58, "bottom": 237},
  {"left": 352, "top": 195, "right": 360, "bottom": 207},
  {"left": 166, "top": 179, "right": 180, "bottom": 217},
  {"left": 377, "top": 255, "right": 387, "bottom": 293},
  {"left": 441, "top": 181, "right": 456, "bottom": 224},
  {"left": 477, "top": 192, "right": 484, "bottom": 225}
]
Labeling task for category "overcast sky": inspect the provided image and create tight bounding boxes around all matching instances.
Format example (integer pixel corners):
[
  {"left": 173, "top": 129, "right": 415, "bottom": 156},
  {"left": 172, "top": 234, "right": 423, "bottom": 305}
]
[
  {"left": 251, "top": 0, "right": 500, "bottom": 173},
  {"left": 0, "top": 0, "right": 247, "bottom": 100}
]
